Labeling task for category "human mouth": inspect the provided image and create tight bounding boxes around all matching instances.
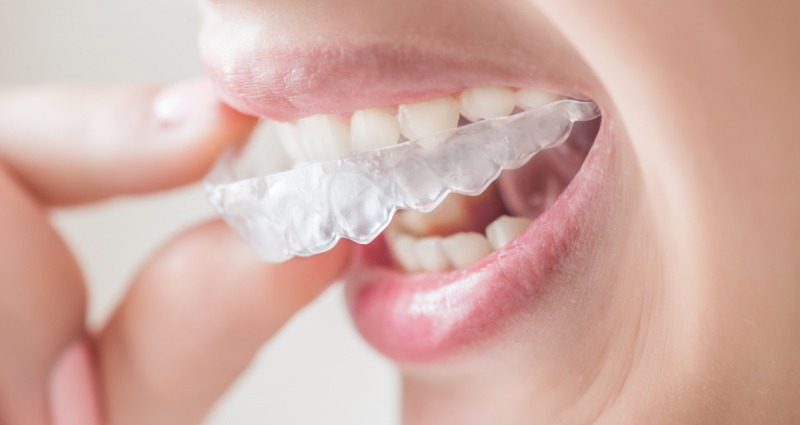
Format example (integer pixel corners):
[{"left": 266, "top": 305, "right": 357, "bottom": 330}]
[
  {"left": 199, "top": 1, "right": 616, "bottom": 364},
  {"left": 205, "top": 84, "right": 609, "bottom": 363},
  {"left": 205, "top": 92, "right": 598, "bottom": 263}
]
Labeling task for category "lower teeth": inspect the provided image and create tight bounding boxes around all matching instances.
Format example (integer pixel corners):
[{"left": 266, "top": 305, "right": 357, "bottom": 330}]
[{"left": 387, "top": 211, "right": 531, "bottom": 273}]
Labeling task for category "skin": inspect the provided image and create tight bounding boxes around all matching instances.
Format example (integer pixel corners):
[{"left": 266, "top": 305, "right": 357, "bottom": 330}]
[
  {"left": 0, "top": 83, "right": 352, "bottom": 424},
  {"left": 1, "top": 1, "right": 799, "bottom": 424}
]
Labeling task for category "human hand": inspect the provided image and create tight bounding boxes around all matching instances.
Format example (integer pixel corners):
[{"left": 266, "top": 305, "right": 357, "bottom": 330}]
[{"left": 0, "top": 79, "right": 352, "bottom": 425}]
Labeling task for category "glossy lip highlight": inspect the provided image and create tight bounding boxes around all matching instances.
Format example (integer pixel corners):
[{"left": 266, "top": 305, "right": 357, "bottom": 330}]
[{"left": 344, "top": 116, "right": 615, "bottom": 363}]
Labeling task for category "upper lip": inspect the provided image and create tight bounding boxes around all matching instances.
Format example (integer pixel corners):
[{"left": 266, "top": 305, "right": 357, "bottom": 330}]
[{"left": 199, "top": 4, "right": 595, "bottom": 121}]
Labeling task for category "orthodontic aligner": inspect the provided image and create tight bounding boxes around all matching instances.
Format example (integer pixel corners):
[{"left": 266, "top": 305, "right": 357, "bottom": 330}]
[{"left": 205, "top": 99, "right": 601, "bottom": 263}]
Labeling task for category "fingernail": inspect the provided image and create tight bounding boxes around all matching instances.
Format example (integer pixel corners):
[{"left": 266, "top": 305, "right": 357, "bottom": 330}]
[
  {"left": 153, "top": 77, "right": 218, "bottom": 126},
  {"left": 48, "top": 340, "right": 102, "bottom": 425}
]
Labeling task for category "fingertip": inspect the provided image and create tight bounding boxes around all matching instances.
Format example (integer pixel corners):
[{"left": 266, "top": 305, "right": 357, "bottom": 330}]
[
  {"left": 0, "top": 80, "right": 259, "bottom": 204},
  {"left": 144, "top": 77, "right": 258, "bottom": 174},
  {"left": 153, "top": 77, "right": 258, "bottom": 151},
  {"left": 88, "top": 78, "right": 259, "bottom": 201}
]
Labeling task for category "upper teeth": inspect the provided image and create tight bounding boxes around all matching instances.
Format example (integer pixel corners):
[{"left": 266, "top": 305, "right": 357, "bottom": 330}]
[
  {"left": 397, "top": 95, "right": 461, "bottom": 140},
  {"left": 261, "top": 86, "right": 563, "bottom": 163},
  {"left": 254, "top": 86, "right": 562, "bottom": 272},
  {"left": 297, "top": 114, "right": 352, "bottom": 161},
  {"left": 515, "top": 88, "right": 562, "bottom": 111},
  {"left": 350, "top": 108, "right": 401, "bottom": 154},
  {"left": 459, "top": 86, "right": 517, "bottom": 121}
]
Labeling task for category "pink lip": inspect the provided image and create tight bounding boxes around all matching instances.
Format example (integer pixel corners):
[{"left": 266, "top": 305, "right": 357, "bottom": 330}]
[
  {"left": 205, "top": 43, "right": 581, "bottom": 121},
  {"left": 344, "top": 119, "right": 615, "bottom": 363},
  {"left": 202, "top": 39, "right": 588, "bottom": 121}
]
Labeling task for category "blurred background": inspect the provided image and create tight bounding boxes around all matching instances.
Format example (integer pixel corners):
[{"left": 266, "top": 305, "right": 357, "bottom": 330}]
[{"left": 0, "top": 0, "right": 398, "bottom": 423}]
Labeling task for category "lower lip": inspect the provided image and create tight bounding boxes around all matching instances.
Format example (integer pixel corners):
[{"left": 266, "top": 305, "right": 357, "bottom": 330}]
[{"left": 343, "top": 115, "right": 617, "bottom": 363}]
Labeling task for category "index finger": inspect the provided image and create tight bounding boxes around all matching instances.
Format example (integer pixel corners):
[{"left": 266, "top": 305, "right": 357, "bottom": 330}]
[{"left": 0, "top": 78, "right": 256, "bottom": 205}]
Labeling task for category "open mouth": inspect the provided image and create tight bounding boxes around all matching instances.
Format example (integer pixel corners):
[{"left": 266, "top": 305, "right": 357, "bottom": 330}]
[
  {"left": 206, "top": 84, "right": 608, "bottom": 362},
  {"left": 199, "top": 0, "right": 617, "bottom": 364},
  {"left": 205, "top": 90, "right": 598, "bottom": 262}
]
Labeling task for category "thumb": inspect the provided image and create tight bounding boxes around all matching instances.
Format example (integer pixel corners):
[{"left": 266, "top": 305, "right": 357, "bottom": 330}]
[
  {"left": 96, "top": 221, "right": 353, "bottom": 425},
  {"left": 0, "top": 78, "right": 256, "bottom": 205}
]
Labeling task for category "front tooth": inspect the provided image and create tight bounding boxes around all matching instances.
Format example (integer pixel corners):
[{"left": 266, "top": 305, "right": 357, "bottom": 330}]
[
  {"left": 515, "top": 88, "right": 562, "bottom": 110},
  {"left": 414, "top": 236, "right": 451, "bottom": 272},
  {"left": 391, "top": 233, "right": 423, "bottom": 273},
  {"left": 459, "top": 86, "right": 517, "bottom": 121},
  {"left": 486, "top": 215, "right": 532, "bottom": 250},
  {"left": 350, "top": 108, "right": 401, "bottom": 154},
  {"left": 397, "top": 96, "right": 460, "bottom": 140},
  {"left": 273, "top": 121, "right": 309, "bottom": 162},
  {"left": 441, "top": 232, "right": 493, "bottom": 269},
  {"left": 297, "top": 114, "right": 352, "bottom": 161}
]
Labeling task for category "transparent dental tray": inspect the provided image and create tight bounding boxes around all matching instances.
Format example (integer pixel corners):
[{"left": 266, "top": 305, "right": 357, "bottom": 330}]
[{"left": 205, "top": 99, "right": 601, "bottom": 263}]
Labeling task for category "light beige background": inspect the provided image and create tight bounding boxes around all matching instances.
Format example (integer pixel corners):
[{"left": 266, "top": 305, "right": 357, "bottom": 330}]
[{"left": 0, "top": 0, "right": 398, "bottom": 423}]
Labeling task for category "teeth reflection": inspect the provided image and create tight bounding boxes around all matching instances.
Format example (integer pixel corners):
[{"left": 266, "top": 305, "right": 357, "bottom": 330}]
[
  {"left": 460, "top": 86, "right": 517, "bottom": 121},
  {"left": 397, "top": 96, "right": 461, "bottom": 140}
]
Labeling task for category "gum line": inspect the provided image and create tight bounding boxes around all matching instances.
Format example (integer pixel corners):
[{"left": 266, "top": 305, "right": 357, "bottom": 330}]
[{"left": 205, "top": 100, "right": 601, "bottom": 262}]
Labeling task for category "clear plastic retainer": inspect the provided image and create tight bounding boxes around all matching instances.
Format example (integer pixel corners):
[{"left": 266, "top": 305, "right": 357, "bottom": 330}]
[{"left": 205, "top": 99, "right": 601, "bottom": 263}]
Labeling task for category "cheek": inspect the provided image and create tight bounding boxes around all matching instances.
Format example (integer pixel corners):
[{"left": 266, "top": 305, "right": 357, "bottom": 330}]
[{"left": 534, "top": 0, "right": 800, "bottom": 392}]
